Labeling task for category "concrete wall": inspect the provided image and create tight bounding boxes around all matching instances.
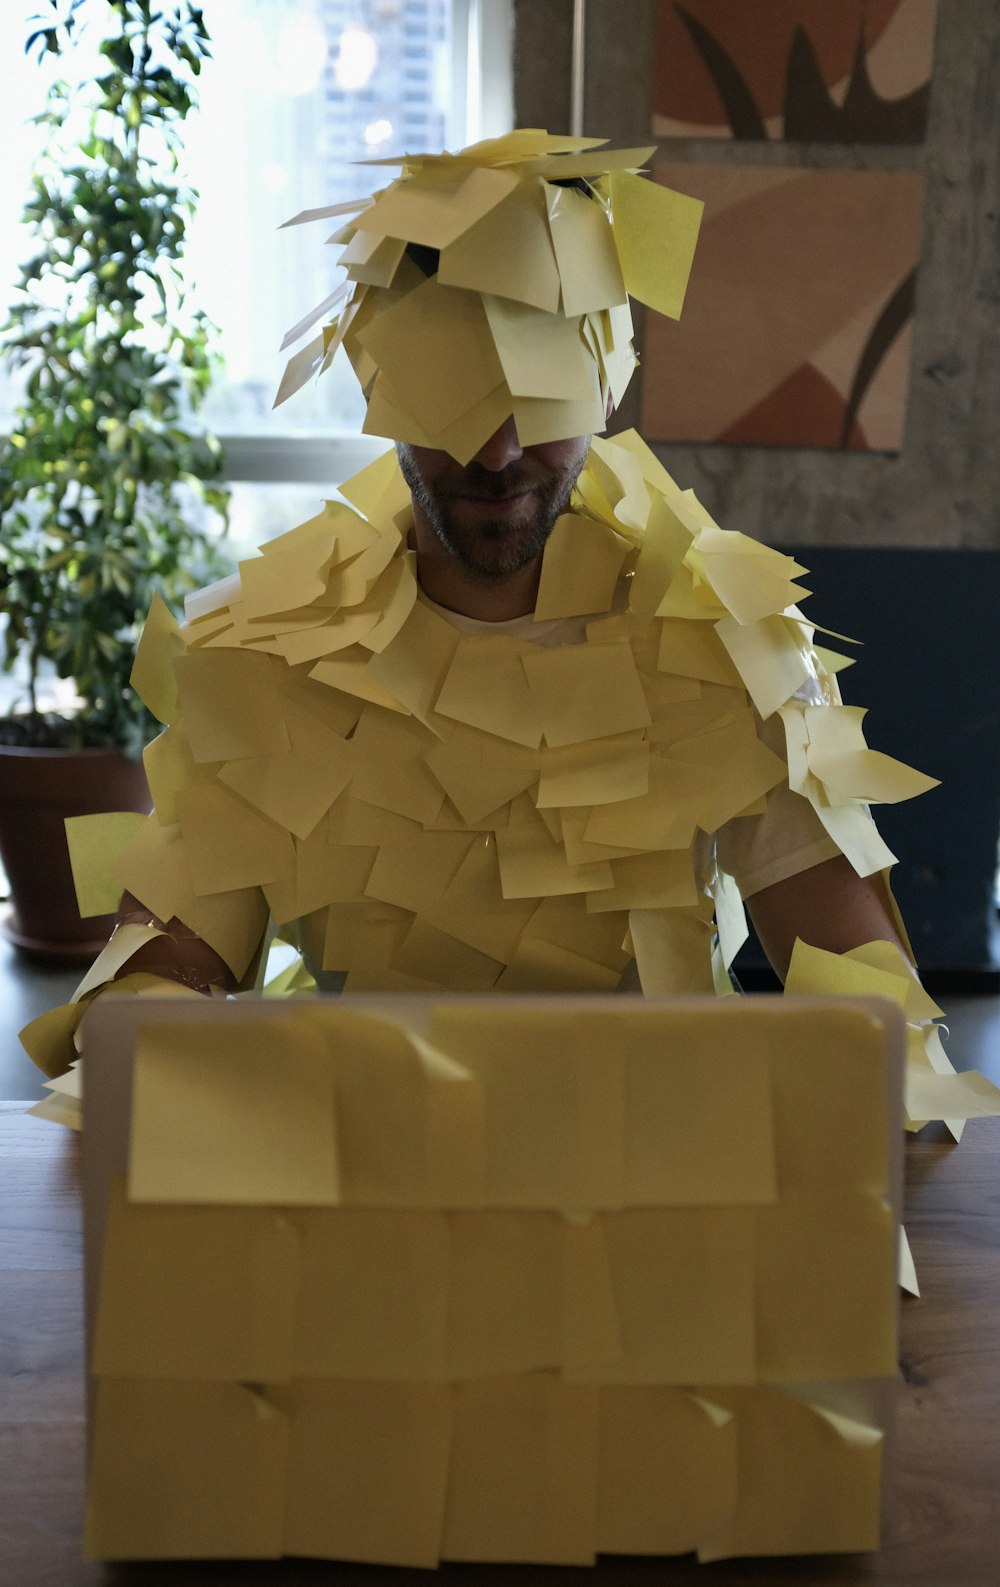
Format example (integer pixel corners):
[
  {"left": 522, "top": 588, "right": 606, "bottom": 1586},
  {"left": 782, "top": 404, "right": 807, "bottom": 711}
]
[{"left": 514, "top": 0, "right": 1000, "bottom": 551}]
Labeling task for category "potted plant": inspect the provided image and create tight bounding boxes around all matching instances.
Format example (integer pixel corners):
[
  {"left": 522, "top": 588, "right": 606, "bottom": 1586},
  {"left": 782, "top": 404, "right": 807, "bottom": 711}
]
[{"left": 0, "top": 0, "right": 230, "bottom": 956}]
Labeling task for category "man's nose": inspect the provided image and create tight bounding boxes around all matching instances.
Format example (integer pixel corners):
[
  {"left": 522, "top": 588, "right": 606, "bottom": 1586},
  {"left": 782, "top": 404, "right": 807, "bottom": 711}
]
[{"left": 472, "top": 416, "right": 523, "bottom": 472}]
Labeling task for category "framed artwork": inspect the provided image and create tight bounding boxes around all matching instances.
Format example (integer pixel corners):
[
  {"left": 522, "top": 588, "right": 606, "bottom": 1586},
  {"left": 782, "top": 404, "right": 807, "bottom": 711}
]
[
  {"left": 639, "top": 164, "right": 926, "bottom": 452},
  {"left": 652, "top": 0, "right": 939, "bottom": 142}
]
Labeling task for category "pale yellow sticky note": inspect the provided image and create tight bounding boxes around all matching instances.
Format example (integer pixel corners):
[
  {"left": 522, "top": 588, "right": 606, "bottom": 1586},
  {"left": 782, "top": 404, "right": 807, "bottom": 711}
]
[
  {"left": 92, "top": 1177, "right": 298, "bottom": 1380},
  {"left": 293, "top": 1208, "right": 449, "bottom": 1379},
  {"left": 238, "top": 521, "right": 337, "bottom": 620},
  {"left": 533, "top": 514, "right": 630, "bottom": 621},
  {"left": 898, "top": 1224, "right": 920, "bottom": 1296},
  {"left": 130, "top": 591, "right": 182, "bottom": 725},
  {"left": 755, "top": 1191, "right": 897, "bottom": 1380},
  {"left": 422, "top": 832, "right": 538, "bottom": 962},
  {"left": 435, "top": 635, "right": 544, "bottom": 748},
  {"left": 336, "top": 444, "right": 408, "bottom": 521},
  {"left": 281, "top": 1379, "right": 453, "bottom": 1569},
  {"left": 353, "top": 161, "right": 518, "bottom": 249},
  {"left": 536, "top": 732, "right": 649, "bottom": 809},
  {"left": 622, "top": 1018, "right": 776, "bottom": 1206},
  {"left": 697, "top": 1388, "right": 882, "bottom": 1560},
  {"left": 513, "top": 388, "right": 608, "bottom": 447},
  {"left": 495, "top": 813, "right": 614, "bottom": 900},
  {"left": 64, "top": 811, "right": 148, "bottom": 918},
  {"left": 301, "top": 1006, "right": 485, "bottom": 1207},
  {"left": 561, "top": 1213, "right": 623, "bottom": 1374},
  {"left": 763, "top": 1003, "right": 891, "bottom": 1196},
  {"left": 810, "top": 798, "right": 898, "bottom": 876},
  {"left": 363, "top": 830, "right": 472, "bottom": 914},
  {"left": 696, "top": 528, "right": 809, "bottom": 626},
  {"left": 173, "top": 648, "right": 291, "bottom": 764},
  {"left": 424, "top": 728, "right": 540, "bottom": 824},
  {"left": 357, "top": 274, "right": 506, "bottom": 434},
  {"left": 785, "top": 936, "right": 910, "bottom": 1006},
  {"left": 447, "top": 1211, "right": 562, "bottom": 1376},
  {"left": 496, "top": 936, "right": 623, "bottom": 993},
  {"left": 586, "top": 849, "right": 699, "bottom": 913},
  {"left": 128, "top": 1017, "right": 339, "bottom": 1205},
  {"left": 845, "top": 939, "right": 943, "bottom": 1021},
  {"left": 522, "top": 640, "right": 651, "bottom": 747},
  {"left": 71, "top": 921, "right": 166, "bottom": 1003},
  {"left": 428, "top": 1006, "right": 624, "bottom": 1209},
  {"left": 309, "top": 649, "right": 410, "bottom": 713},
  {"left": 805, "top": 703, "right": 940, "bottom": 803},
  {"left": 571, "top": 1208, "right": 756, "bottom": 1385},
  {"left": 84, "top": 1379, "right": 286, "bottom": 1561},
  {"left": 442, "top": 1376, "right": 600, "bottom": 1565},
  {"left": 715, "top": 613, "right": 811, "bottom": 719},
  {"left": 365, "top": 597, "right": 459, "bottom": 729},
  {"left": 629, "top": 904, "right": 716, "bottom": 994},
  {"left": 546, "top": 182, "right": 628, "bottom": 316},
  {"left": 393, "top": 918, "right": 504, "bottom": 991},
  {"left": 658, "top": 615, "right": 742, "bottom": 685},
  {"left": 175, "top": 780, "right": 295, "bottom": 896},
  {"left": 905, "top": 1066, "right": 1000, "bottom": 1123},
  {"left": 218, "top": 698, "right": 355, "bottom": 842},
  {"left": 349, "top": 703, "right": 444, "bottom": 825},
  {"left": 598, "top": 1388, "right": 737, "bottom": 1556},
  {"left": 438, "top": 178, "right": 561, "bottom": 311},
  {"left": 608, "top": 168, "right": 703, "bottom": 319},
  {"left": 484, "top": 291, "right": 595, "bottom": 400},
  {"left": 585, "top": 434, "right": 651, "bottom": 531},
  {"left": 583, "top": 755, "right": 700, "bottom": 851}
]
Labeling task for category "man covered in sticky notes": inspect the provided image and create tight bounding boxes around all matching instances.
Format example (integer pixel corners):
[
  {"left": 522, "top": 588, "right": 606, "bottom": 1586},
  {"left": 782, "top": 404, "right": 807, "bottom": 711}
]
[{"left": 24, "top": 131, "right": 961, "bottom": 1121}]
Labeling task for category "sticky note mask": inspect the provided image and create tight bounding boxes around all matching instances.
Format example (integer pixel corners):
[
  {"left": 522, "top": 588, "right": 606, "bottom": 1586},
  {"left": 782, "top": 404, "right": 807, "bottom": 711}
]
[{"left": 275, "top": 131, "right": 704, "bottom": 463}]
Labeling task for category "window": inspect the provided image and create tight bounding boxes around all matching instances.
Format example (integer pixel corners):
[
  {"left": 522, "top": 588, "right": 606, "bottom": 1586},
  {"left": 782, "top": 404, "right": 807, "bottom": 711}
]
[{"left": 0, "top": 0, "right": 514, "bottom": 508}]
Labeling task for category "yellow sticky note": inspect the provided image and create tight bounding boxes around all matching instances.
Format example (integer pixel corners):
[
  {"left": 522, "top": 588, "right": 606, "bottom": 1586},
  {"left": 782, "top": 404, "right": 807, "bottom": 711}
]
[
  {"left": 536, "top": 732, "right": 649, "bottom": 809},
  {"left": 785, "top": 936, "right": 910, "bottom": 1006},
  {"left": 696, "top": 528, "right": 809, "bottom": 626},
  {"left": 353, "top": 161, "right": 518, "bottom": 249},
  {"left": 698, "top": 1388, "right": 883, "bottom": 1560},
  {"left": 84, "top": 1379, "right": 286, "bottom": 1561},
  {"left": 442, "top": 1376, "right": 600, "bottom": 1565},
  {"left": 238, "top": 521, "right": 337, "bottom": 620},
  {"left": 128, "top": 1017, "right": 339, "bottom": 1205},
  {"left": 546, "top": 182, "right": 628, "bottom": 316},
  {"left": 658, "top": 615, "right": 742, "bottom": 685},
  {"left": 905, "top": 1066, "right": 1000, "bottom": 1123},
  {"left": 715, "top": 613, "right": 811, "bottom": 720},
  {"left": 629, "top": 904, "right": 716, "bottom": 994},
  {"left": 586, "top": 849, "right": 699, "bottom": 913},
  {"left": 533, "top": 514, "right": 630, "bottom": 620},
  {"left": 363, "top": 830, "right": 472, "bottom": 914},
  {"left": 281, "top": 1379, "right": 454, "bottom": 1569},
  {"left": 438, "top": 178, "right": 561, "bottom": 311},
  {"left": 484, "top": 291, "right": 596, "bottom": 401},
  {"left": 176, "top": 781, "right": 295, "bottom": 896},
  {"left": 810, "top": 798, "right": 898, "bottom": 876},
  {"left": 173, "top": 648, "right": 291, "bottom": 764},
  {"left": 496, "top": 811, "right": 614, "bottom": 900},
  {"left": 447, "top": 1211, "right": 562, "bottom": 1376},
  {"left": 350, "top": 704, "right": 444, "bottom": 825},
  {"left": 429, "top": 1007, "right": 624, "bottom": 1209},
  {"left": 424, "top": 728, "right": 540, "bottom": 824},
  {"left": 573, "top": 1208, "right": 756, "bottom": 1385},
  {"left": 130, "top": 591, "right": 182, "bottom": 725},
  {"left": 393, "top": 917, "right": 504, "bottom": 991},
  {"left": 92, "top": 1177, "right": 298, "bottom": 1380},
  {"left": 218, "top": 698, "right": 355, "bottom": 842},
  {"left": 358, "top": 274, "right": 505, "bottom": 434},
  {"left": 64, "top": 810, "right": 148, "bottom": 918},
  {"left": 293, "top": 1208, "right": 449, "bottom": 1379},
  {"left": 301, "top": 1006, "right": 485, "bottom": 1207},
  {"left": 435, "top": 635, "right": 544, "bottom": 748},
  {"left": 522, "top": 640, "right": 651, "bottom": 747},
  {"left": 755, "top": 1191, "right": 897, "bottom": 1380},
  {"left": 598, "top": 1388, "right": 737, "bottom": 1556},
  {"left": 622, "top": 1018, "right": 777, "bottom": 1206},
  {"left": 365, "top": 597, "right": 460, "bottom": 729},
  {"left": 608, "top": 168, "right": 703, "bottom": 320}
]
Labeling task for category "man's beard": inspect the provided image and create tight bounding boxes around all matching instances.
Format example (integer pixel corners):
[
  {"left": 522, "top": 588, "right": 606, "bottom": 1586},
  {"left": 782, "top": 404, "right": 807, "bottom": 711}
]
[{"left": 397, "top": 450, "right": 586, "bottom": 581}]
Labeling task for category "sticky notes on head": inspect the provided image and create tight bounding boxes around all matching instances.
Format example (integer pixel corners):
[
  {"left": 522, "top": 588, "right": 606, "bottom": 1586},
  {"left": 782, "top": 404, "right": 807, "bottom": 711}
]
[{"left": 275, "top": 132, "right": 703, "bottom": 455}]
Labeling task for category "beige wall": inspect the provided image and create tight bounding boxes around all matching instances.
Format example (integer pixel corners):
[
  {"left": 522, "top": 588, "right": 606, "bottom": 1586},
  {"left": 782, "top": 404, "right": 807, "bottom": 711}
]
[{"left": 514, "top": 0, "right": 1000, "bottom": 550}]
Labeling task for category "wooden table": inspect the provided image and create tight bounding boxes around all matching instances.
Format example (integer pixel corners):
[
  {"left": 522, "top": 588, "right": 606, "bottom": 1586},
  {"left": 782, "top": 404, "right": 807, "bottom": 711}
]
[{"left": 2, "top": 1102, "right": 998, "bottom": 1587}]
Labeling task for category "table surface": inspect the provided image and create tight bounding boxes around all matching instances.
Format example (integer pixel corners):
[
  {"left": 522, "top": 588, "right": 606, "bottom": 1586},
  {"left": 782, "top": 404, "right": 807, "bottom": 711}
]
[{"left": 2, "top": 1102, "right": 999, "bottom": 1587}]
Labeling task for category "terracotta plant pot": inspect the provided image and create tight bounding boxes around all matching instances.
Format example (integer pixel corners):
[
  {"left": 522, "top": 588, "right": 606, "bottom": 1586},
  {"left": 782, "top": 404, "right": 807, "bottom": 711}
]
[{"left": 0, "top": 744, "right": 150, "bottom": 960}]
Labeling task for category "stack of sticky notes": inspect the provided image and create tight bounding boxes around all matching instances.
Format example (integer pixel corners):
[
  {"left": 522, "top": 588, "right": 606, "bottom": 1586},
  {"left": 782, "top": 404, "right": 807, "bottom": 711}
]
[{"left": 82, "top": 994, "right": 901, "bottom": 1565}]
